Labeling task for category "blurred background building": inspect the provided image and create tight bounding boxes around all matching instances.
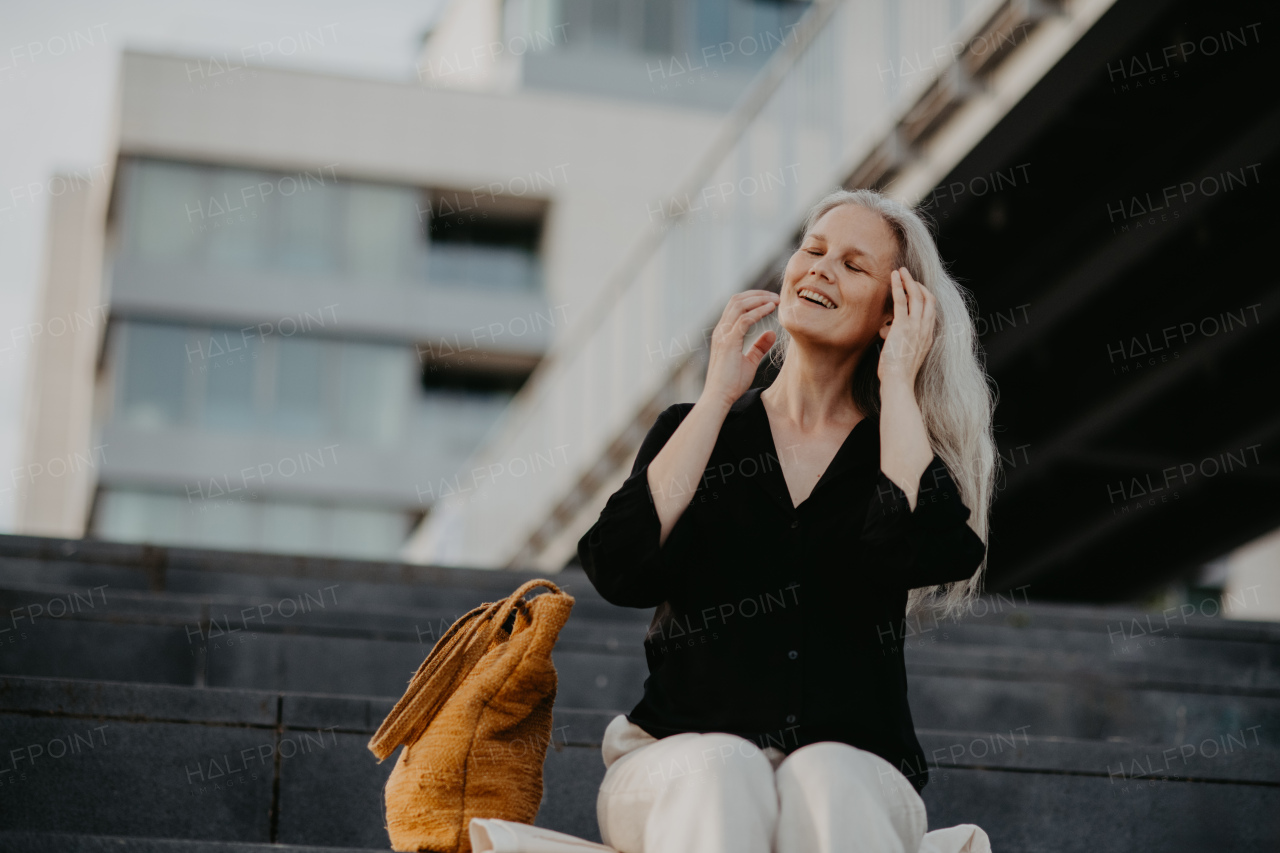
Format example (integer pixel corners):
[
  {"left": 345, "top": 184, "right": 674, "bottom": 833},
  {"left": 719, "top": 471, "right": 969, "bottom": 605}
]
[
  {"left": 19, "top": 0, "right": 807, "bottom": 560},
  {"left": 17, "top": 0, "right": 1278, "bottom": 616}
]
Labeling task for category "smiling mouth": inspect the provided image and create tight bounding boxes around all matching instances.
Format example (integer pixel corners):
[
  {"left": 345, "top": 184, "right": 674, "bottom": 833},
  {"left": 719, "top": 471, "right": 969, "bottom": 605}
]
[{"left": 797, "top": 287, "right": 837, "bottom": 309}]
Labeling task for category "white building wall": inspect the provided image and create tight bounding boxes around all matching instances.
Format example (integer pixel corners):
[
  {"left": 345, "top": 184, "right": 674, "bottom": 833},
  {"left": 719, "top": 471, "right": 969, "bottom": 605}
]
[
  {"left": 415, "top": 0, "right": 520, "bottom": 94},
  {"left": 118, "top": 51, "right": 725, "bottom": 335},
  {"left": 16, "top": 172, "right": 113, "bottom": 537}
]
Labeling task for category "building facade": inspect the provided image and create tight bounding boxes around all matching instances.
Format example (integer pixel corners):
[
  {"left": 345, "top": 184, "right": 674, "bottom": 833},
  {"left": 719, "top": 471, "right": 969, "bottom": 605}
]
[{"left": 20, "top": 0, "right": 810, "bottom": 557}]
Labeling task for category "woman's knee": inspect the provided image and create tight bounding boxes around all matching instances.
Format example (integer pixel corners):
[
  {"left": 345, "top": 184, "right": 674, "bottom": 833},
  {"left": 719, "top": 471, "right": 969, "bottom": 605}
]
[
  {"left": 775, "top": 742, "right": 926, "bottom": 849},
  {"left": 646, "top": 732, "right": 774, "bottom": 792},
  {"left": 777, "top": 741, "right": 911, "bottom": 800},
  {"left": 778, "top": 740, "right": 862, "bottom": 775}
]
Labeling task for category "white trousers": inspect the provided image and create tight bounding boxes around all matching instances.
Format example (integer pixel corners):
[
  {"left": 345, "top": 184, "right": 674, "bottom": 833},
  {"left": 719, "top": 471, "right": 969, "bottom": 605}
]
[{"left": 596, "top": 714, "right": 928, "bottom": 853}]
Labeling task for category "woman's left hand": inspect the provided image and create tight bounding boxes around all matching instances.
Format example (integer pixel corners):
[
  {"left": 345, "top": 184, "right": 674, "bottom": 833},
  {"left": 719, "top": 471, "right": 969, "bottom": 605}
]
[{"left": 878, "top": 267, "right": 936, "bottom": 387}]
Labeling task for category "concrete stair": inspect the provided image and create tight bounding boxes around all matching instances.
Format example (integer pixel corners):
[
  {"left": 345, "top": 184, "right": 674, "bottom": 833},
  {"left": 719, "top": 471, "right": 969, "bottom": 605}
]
[{"left": 0, "top": 534, "right": 1276, "bottom": 852}]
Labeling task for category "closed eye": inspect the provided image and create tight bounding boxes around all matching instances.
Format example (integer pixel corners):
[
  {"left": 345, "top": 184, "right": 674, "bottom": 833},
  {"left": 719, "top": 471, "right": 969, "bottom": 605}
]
[{"left": 806, "top": 248, "right": 862, "bottom": 273}]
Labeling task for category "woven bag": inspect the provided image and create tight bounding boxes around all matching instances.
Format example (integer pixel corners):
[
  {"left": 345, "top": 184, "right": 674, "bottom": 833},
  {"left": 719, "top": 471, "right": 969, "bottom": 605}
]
[{"left": 369, "top": 579, "right": 575, "bottom": 852}]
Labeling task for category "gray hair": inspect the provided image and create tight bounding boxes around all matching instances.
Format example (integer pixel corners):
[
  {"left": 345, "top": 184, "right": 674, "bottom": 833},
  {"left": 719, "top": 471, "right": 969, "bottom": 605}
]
[{"left": 769, "top": 188, "right": 999, "bottom": 619}]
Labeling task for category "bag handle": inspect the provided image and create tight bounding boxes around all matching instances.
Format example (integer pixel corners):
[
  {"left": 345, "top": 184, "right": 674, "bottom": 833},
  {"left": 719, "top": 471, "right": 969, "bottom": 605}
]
[{"left": 368, "top": 579, "right": 565, "bottom": 761}]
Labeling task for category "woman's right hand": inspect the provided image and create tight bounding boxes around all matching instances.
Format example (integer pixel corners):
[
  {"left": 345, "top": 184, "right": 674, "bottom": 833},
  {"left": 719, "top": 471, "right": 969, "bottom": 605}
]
[{"left": 701, "top": 290, "right": 780, "bottom": 409}]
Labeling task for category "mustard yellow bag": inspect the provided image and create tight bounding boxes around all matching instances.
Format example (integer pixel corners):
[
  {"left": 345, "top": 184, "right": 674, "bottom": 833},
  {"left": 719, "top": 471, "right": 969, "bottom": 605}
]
[{"left": 369, "top": 579, "right": 575, "bottom": 852}]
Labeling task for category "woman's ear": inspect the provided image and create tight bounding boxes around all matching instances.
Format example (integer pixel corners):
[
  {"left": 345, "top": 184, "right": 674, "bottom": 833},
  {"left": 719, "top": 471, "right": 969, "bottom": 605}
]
[{"left": 878, "top": 320, "right": 892, "bottom": 341}]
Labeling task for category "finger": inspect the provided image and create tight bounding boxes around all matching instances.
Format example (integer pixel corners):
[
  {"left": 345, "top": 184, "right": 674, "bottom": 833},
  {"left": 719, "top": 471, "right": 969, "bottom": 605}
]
[
  {"left": 733, "top": 301, "right": 777, "bottom": 334},
  {"left": 905, "top": 268, "right": 934, "bottom": 317},
  {"left": 726, "top": 292, "right": 778, "bottom": 318},
  {"left": 900, "top": 267, "right": 922, "bottom": 318},
  {"left": 884, "top": 272, "right": 907, "bottom": 361},
  {"left": 747, "top": 326, "right": 773, "bottom": 356},
  {"left": 720, "top": 295, "right": 767, "bottom": 329},
  {"left": 890, "top": 270, "right": 908, "bottom": 319},
  {"left": 915, "top": 286, "right": 936, "bottom": 354}
]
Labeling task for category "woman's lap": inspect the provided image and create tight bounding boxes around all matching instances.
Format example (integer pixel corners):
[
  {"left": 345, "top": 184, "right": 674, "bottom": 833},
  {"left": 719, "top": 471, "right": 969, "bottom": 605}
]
[
  {"left": 596, "top": 715, "right": 926, "bottom": 853},
  {"left": 598, "top": 728, "right": 779, "bottom": 853}
]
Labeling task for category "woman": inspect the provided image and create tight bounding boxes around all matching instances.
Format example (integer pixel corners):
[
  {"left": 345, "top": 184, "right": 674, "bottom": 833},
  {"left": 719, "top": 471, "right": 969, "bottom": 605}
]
[{"left": 577, "top": 188, "right": 997, "bottom": 853}]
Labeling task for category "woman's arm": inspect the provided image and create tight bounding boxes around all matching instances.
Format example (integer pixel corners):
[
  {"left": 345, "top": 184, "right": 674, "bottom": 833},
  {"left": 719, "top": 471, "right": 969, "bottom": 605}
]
[
  {"left": 577, "top": 290, "right": 779, "bottom": 607},
  {"left": 866, "top": 266, "right": 986, "bottom": 588},
  {"left": 879, "top": 382, "right": 934, "bottom": 509},
  {"left": 647, "top": 290, "right": 779, "bottom": 544},
  {"left": 581, "top": 394, "right": 732, "bottom": 607},
  {"left": 645, "top": 395, "right": 731, "bottom": 545},
  {"left": 577, "top": 404, "right": 693, "bottom": 607},
  {"left": 877, "top": 267, "right": 936, "bottom": 509},
  {"left": 862, "top": 454, "right": 987, "bottom": 589}
]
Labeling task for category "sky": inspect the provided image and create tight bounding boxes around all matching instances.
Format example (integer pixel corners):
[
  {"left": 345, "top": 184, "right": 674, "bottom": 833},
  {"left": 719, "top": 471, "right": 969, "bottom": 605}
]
[{"left": 0, "top": 0, "right": 450, "bottom": 528}]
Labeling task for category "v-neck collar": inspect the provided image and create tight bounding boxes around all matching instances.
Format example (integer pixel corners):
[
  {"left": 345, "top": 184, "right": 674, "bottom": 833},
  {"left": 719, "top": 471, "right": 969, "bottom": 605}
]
[{"left": 729, "top": 386, "right": 877, "bottom": 512}]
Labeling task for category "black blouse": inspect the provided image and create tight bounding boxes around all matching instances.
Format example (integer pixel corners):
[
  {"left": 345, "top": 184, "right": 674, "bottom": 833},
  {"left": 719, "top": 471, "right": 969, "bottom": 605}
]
[{"left": 577, "top": 385, "right": 988, "bottom": 792}]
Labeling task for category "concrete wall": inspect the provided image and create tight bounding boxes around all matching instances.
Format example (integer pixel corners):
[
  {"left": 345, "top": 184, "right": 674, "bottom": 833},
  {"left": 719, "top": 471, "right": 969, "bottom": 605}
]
[{"left": 15, "top": 172, "right": 112, "bottom": 537}]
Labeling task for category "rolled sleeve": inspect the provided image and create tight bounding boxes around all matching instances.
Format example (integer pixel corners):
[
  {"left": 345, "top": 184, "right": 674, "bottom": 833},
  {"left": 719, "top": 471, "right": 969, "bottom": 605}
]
[
  {"left": 577, "top": 404, "right": 697, "bottom": 608},
  {"left": 860, "top": 453, "right": 987, "bottom": 590}
]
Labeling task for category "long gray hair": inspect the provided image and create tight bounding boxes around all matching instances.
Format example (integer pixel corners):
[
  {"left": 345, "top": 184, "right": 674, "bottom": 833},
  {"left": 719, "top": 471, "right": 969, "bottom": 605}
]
[{"left": 769, "top": 188, "right": 999, "bottom": 619}]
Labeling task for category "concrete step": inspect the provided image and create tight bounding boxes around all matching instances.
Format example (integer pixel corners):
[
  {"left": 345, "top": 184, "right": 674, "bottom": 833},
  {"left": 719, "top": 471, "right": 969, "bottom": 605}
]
[
  {"left": 0, "top": 833, "right": 381, "bottom": 852},
  {"left": 5, "top": 577, "right": 1276, "bottom": 664},
  {"left": 4, "top": 532, "right": 1276, "bottom": 644},
  {"left": 0, "top": 535, "right": 564, "bottom": 596},
  {"left": 0, "top": 556, "right": 636, "bottom": 625},
  {"left": 4, "top": 630, "right": 1277, "bottom": 750},
  {"left": 0, "top": 581, "right": 650, "bottom": 653},
  {"left": 3, "top": 580, "right": 1277, "bottom": 749},
  {"left": 4, "top": 593, "right": 1277, "bottom": 717},
  {"left": 4, "top": 533, "right": 1278, "bottom": 851},
  {"left": 3, "top": 578, "right": 1276, "bottom": 691},
  {"left": 2, "top": 676, "right": 1276, "bottom": 853}
]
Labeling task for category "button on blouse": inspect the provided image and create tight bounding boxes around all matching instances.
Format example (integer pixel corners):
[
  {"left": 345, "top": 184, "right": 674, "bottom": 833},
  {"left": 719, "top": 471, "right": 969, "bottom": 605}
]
[{"left": 577, "top": 386, "right": 987, "bottom": 792}]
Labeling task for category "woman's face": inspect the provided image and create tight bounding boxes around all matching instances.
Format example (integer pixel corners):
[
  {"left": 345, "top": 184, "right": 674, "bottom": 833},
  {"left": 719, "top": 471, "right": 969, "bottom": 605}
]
[{"left": 778, "top": 203, "right": 899, "bottom": 354}]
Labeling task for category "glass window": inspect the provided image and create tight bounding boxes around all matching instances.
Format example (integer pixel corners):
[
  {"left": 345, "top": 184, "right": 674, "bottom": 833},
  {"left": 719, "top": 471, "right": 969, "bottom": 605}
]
[
  {"left": 93, "top": 488, "right": 411, "bottom": 560},
  {"left": 113, "top": 320, "right": 425, "bottom": 444},
  {"left": 426, "top": 244, "right": 539, "bottom": 291},
  {"left": 589, "top": 0, "right": 622, "bottom": 47},
  {"left": 345, "top": 182, "right": 419, "bottom": 284},
  {"left": 117, "top": 323, "right": 190, "bottom": 429},
  {"left": 425, "top": 243, "right": 472, "bottom": 287},
  {"left": 200, "top": 328, "right": 261, "bottom": 432},
  {"left": 641, "top": 0, "right": 676, "bottom": 54},
  {"left": 272, "top": 336, "right": 328, "bottom": 436},
  {"left": 330, "top": 505, "right": 410, "bottom": 558},
  {"left": 696, "top": 0, "right": 731, "bottom": 51},
  {"left": 411, "top": 388, "right": 513, "bottom": 460},
  {"left": 339, "top": 342, "right": 411, "bottom": 445},
  {"left": 260, "top": 501, "right": 324, "bottom": 554},
  {"left": 126, "top": 160, "right": 203, "bottom": 263},
  {"left": 749, "top": 1, "right": 782, "bottom": 48},
  {"left": 562, "top": 0, "right": 592, "bottom": 46},
  {"left": 95, "top": 489, "right": 185, "bottom": 544},
  {"left": 274, "top": 174, "right": 343, "bottom": 274},
  {"left": 203, "top": 166, "right": 271, "bottom": 271},
  {"left": 187, "top": 493, "right": 257, "bottom": 550},
  {"left": 119, "top": 158, "right": 545, "bottom": 297}
]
